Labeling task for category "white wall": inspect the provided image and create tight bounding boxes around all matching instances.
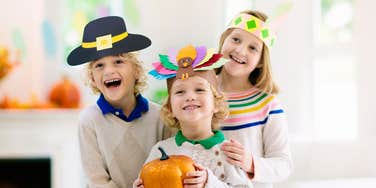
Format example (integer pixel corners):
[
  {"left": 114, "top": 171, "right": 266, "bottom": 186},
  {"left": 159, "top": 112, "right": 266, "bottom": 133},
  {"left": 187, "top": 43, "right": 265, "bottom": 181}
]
[
  {"left": 132, "top": 0, "right": 225, "bottom": 98},
  {"left": 354, "top": 0, "right": 376, "bottom": 178},
  {"left": 355, "top": 0, "right": 376, "bottom": 139},
  {"left": 0, "top": 0, "right": 45, "bottom": 99}
]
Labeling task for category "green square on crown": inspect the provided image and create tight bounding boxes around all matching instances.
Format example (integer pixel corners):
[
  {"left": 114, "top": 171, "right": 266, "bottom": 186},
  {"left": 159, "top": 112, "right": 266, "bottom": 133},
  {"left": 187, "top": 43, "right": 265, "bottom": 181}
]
[
  {"left": 234, "top": 17, "right": 242, "bottom": 25},
  {"left": 246, "top": 20, "right": 257, "bottom": 29},
  {"left": 261, "top": 29, "right": 269, "bottom": 38}
]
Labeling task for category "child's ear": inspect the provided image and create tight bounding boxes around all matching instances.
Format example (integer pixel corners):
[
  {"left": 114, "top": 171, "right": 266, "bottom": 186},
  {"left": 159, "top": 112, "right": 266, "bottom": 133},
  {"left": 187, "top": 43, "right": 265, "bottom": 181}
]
[
  {"left": 134, "top": 71, "right": 140, "bottom": 81},
  {"left": 213, "top": 102, "right": 220, "bottom": 114},
  {"left": 90, "top": 80, "right": 96, "bottom": 88},
  {"left": 256, "top": 63, "right": 263, "bottom": 68},
  {"left": 131, "top": 62, "right": 140, "bottom": 79},
  {"left": 89, "top": 74, "right": 97, "bottom": 87},
  {"left": 168, "top": 106, "right": 175, "bottom": 118},
  {"left": 214, "top": 107, "right": 219, "bottom": 113}
]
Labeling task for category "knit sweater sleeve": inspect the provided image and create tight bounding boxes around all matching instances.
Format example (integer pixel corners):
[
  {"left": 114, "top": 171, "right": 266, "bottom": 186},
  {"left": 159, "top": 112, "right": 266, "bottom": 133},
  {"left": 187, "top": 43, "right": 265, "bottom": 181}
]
[
  {"left": 252, "top": 100, "right": 293, "bottom": 183},
  {"left": 205, "top": 168, "right": 253, "bottom": 188},
  {"left": 78, "top": 109, "right": 119, "bottom": 188}
]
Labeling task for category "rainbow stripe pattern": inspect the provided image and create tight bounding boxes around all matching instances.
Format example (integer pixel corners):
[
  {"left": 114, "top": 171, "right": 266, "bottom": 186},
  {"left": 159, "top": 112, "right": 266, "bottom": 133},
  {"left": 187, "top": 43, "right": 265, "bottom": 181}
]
[{"left": 221, "top": 88, "right": 284, "bottom": 131}]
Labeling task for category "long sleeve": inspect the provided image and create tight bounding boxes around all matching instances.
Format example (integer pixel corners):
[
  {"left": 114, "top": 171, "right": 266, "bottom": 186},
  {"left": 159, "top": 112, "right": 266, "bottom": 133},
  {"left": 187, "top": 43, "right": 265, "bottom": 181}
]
[
  {"left": 78, "top": 118, "right": 119, "bottom": 188},
  {"left": 252, "top": 112, "right": 293, "bottom": 183},
  {"left": 222, "top": 89, "right": 293, "bottom": 187},
  {"left": 205, "top": 168, "right": 253, "bottom": 188}
]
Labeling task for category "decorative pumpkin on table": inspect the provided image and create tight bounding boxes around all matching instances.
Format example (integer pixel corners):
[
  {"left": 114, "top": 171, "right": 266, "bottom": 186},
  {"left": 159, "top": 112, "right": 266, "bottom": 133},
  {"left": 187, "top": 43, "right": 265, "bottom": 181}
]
[
  {"left": 140, "top": 147, "right": 195, "bottom": 188},
  {"left": 48, "top": 76, "right": 81, "bottom": 108}
]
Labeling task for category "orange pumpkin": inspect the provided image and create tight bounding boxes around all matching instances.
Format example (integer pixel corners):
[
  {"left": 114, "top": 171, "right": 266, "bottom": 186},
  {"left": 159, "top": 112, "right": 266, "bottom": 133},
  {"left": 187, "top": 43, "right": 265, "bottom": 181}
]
[
  {"left": 48, "top": 76, "right": 81, "bottom": 108},
  {"left": 140, "top": 147, "right": 195, "bottom": 188},
  {"left": 0, "top": 96, "right": 11, "bottom": 108}
]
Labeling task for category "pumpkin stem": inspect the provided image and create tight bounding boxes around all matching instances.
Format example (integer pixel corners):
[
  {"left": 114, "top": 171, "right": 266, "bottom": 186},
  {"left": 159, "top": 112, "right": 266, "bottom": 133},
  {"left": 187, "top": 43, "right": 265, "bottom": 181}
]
[{"left": 158, "top": 147, "right": 169, "bottom": 160}]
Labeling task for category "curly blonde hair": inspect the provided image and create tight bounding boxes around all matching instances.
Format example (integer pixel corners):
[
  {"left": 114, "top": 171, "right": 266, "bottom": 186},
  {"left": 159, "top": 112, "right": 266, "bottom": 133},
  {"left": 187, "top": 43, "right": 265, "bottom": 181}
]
[
  {"left": 216, "top": 10, "right": 279, "bottom": 94},
  {"left": 85, "top": 52, "right": 147, "bottom": 95},
  {"left": 160, "top": 84, "right": 229, "bottom": 130}
]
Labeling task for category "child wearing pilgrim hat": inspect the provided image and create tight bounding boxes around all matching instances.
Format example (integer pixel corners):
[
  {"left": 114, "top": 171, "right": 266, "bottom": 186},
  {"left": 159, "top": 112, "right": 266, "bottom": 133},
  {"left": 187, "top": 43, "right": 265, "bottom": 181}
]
[{"left": 67, "top": 16, "right": 173, "bottom": 188}]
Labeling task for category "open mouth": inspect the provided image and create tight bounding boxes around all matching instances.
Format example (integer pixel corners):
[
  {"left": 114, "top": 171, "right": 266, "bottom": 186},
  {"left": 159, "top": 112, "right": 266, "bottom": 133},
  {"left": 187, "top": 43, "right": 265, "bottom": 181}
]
[
  {"left": 104, "top": 79, "right": 122, "bottom": 88},
  {"left": 230, "top": 55, "right": 246, "bottom": 64},
  {"left": 183, "top": 105, "right": 200, "bottom": 110}
]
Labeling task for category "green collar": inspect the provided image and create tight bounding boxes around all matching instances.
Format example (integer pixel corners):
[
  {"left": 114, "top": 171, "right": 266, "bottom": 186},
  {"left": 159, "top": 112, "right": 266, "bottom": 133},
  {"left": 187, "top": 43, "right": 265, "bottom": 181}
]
[{"left": 175, "top": 130, "right": 225, "bottom": 149}]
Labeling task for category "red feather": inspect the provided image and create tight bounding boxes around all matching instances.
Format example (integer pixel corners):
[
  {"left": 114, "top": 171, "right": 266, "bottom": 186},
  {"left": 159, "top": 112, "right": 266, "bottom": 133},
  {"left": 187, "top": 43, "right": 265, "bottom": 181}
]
[{"left": 195, "top": 54, "right": 223, "bottom": 69}]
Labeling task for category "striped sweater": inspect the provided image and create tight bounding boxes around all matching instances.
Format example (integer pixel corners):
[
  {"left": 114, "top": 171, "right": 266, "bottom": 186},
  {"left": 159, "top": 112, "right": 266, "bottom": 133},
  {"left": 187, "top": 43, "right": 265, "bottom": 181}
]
[{"left": 221, "top": 87, "right": 293, "bottom": 188}]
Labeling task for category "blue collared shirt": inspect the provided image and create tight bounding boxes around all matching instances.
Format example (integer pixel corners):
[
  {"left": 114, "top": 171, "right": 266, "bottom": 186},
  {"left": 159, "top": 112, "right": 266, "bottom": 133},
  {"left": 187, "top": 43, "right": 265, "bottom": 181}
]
[{"left": 96, "top": 94, "right": 149, "bottom": 122}]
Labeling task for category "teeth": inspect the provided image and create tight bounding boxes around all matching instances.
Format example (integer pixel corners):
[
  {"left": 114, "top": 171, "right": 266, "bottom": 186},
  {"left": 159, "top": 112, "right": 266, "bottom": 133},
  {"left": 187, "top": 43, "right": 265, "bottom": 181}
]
[
  {"left": 183, "top": 105, "right": 200, "bottom": 110},
  {"left": 104, "top": 79, "right": 120, "bottom": 84},
  {"left": 231, "top": 55, "right": 246, "bottom": 64}
]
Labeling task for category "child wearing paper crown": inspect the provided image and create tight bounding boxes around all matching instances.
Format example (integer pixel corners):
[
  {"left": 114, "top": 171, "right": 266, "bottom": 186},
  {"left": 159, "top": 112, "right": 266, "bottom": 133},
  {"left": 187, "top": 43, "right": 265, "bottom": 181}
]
[
  {"left": 67, "top": 16, "right": 173, "bottom": 188},
  {"left": 133, "top": 45, "right": 253, "bottom": 188},
  {"left": 216, "top": 10, "right": 293, "bottom": 188}
]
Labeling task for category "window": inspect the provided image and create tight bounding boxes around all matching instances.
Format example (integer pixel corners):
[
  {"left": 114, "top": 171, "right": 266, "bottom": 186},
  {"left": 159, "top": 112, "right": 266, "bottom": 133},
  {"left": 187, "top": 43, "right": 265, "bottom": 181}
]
[{"left": 313, "top": 0, "right": 357, "bottom": 140}]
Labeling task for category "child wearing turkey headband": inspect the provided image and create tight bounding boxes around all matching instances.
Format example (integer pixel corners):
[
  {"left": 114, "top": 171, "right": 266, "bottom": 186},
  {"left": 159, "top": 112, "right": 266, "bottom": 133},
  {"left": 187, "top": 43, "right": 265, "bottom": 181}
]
[
  {"left": 217, "top": 10, "right": 293, "bottom": 188},
  {"left": 133, "top": 45, "right": 253, "bottom": 188}
]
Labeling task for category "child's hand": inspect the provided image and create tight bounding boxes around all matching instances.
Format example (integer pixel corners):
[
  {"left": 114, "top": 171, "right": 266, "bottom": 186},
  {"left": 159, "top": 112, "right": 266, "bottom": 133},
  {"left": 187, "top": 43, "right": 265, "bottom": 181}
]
[
  {"left": 183, "top": 163, "right": 208, "bottom": 188},
  {"left": 221, "top": 139, "right": 253, "bottom": 173},
  {"left": 133, "top": 178, "right": 144, "bottom": 188}
]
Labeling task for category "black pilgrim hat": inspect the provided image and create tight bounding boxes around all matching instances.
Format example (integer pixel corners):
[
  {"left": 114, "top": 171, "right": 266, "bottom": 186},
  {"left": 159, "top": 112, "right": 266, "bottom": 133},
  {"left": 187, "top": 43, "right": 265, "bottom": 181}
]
[{"left": 67, "top": 16, "right": 151, "bottom": 66}]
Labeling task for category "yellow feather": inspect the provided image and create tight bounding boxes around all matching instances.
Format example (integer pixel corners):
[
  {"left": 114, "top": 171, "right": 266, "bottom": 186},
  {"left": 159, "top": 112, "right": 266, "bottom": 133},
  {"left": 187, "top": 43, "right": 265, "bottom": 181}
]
[{"left": 176, "top": 45, "right": 196, "bottom": 61}]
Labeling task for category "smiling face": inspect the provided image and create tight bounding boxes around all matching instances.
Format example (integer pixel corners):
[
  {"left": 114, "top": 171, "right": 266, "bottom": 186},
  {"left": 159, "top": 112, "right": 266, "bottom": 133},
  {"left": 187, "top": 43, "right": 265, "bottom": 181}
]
[
  {"left": 169, "top": 76, "right": 218, "bottom": 128},
  {"left": 89, "top": 55, "right": 138, "bottom": 105},
  {"left": 220, "top": 28, "right": 264, "bottom": 80}
]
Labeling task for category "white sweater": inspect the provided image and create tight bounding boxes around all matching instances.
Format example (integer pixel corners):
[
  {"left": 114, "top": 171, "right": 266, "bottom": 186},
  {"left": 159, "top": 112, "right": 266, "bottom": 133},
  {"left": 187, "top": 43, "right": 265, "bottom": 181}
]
[
  {"left": 78, "top": 102, "right": 170, "bottom": 188},
  {"left": 221, "top": 88, "right": 293, "bottom": 188}
]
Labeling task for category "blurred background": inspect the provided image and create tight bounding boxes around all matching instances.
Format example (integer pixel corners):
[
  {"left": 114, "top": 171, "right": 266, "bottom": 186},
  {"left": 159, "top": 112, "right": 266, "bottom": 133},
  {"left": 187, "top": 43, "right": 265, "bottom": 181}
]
[{"left": 0, "top": 0, "right": 375, "bottom": 187}]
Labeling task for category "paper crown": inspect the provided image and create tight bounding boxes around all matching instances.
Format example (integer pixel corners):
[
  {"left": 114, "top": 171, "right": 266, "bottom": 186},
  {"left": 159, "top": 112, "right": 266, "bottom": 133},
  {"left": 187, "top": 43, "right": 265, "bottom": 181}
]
[
  {"left": 149, "top": 45, "right": 226, "bottom": 80},
  {"left": 227, "top": 13, "right": 276, "bottom": 48}
]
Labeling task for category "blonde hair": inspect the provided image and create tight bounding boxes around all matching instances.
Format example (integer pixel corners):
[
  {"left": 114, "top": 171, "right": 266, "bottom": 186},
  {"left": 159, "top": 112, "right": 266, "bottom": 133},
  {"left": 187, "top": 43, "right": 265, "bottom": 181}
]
[
  {"left": 217, "top": 10, "right": 279, "bottom": 94},
  {"left": 85, "top": 52, "right": 147, "bottom": 95},
  {"left": 160, "top": 84, "right": 229, "bottom": 130}
]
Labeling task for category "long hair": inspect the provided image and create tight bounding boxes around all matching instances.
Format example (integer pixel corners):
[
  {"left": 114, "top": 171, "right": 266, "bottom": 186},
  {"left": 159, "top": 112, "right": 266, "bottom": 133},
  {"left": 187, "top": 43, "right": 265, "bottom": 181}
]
[{"left": 216, "top": 10, "right": 279, "bottom": 94}]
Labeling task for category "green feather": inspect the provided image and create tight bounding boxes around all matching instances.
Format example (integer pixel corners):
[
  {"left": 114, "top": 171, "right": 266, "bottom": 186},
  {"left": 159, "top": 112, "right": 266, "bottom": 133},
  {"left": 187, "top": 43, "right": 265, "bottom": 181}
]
[{"left": 159, "top": 54, "right": 178, "bottom": 70}]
